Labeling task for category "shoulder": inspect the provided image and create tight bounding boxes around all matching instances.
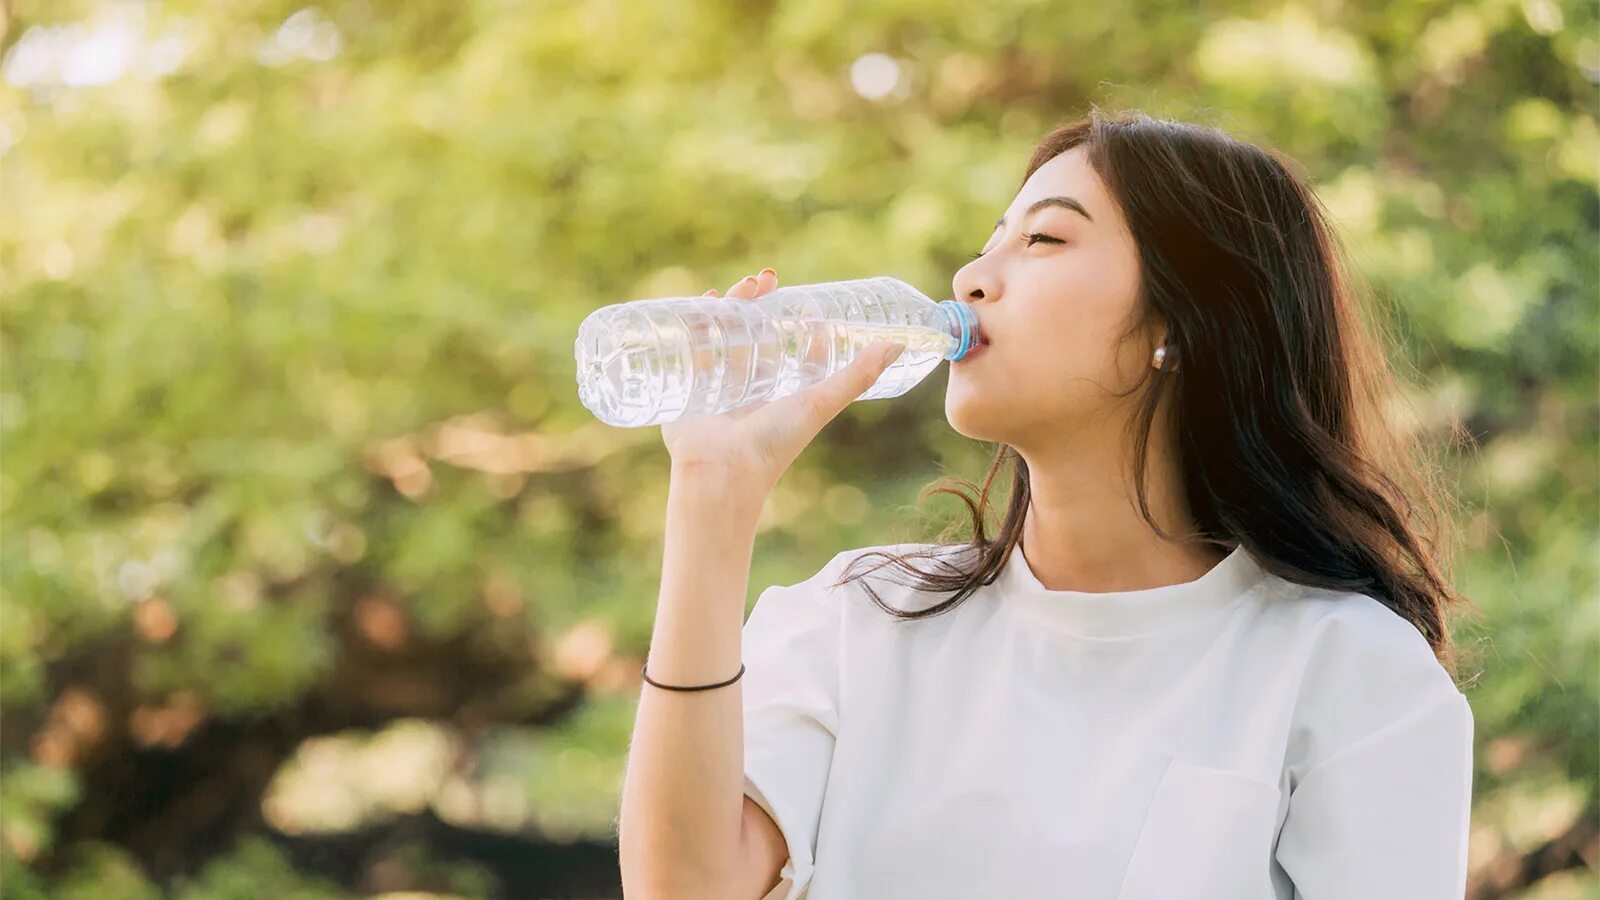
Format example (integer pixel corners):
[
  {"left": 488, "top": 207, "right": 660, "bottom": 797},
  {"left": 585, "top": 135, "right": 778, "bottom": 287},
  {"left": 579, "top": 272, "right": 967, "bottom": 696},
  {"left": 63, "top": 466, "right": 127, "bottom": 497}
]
[
  {"left": 751, "top": 541, "right": 946, "bottom": 614},
  {"left": 1260, "top": 580, "right": 1469, "bottom": 768},
  {"left": 757, "top": 541, "right": 962, "bottom": 619},
  {"left": 1272, "top": 581, "right": 1459, "bottom": 697},
  {"left": 743, "top": 542, "right": 953, "bottom": 658}
]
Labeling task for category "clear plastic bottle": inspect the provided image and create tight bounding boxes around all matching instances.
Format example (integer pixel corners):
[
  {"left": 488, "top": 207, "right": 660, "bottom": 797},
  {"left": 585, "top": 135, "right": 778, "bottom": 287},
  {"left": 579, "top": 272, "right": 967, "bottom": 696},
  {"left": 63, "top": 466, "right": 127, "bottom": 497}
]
[{"left": 574, "top": 275, "right": 982, "bottom": 427}]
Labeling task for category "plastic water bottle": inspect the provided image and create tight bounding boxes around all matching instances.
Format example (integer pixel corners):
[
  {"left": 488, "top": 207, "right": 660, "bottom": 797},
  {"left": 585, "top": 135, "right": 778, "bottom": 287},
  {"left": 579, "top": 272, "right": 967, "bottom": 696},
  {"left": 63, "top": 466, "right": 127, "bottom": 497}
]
[{"left": 573, "top": 275, "right": 983, "bottom": 427}]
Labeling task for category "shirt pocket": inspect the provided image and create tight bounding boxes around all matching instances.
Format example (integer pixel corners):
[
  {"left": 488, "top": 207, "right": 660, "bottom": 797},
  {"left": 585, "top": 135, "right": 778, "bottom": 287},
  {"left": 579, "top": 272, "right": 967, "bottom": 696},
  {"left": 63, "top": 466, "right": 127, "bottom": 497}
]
[{"left": 1115, "top": 757, "right": 1283, "bottom": 900}]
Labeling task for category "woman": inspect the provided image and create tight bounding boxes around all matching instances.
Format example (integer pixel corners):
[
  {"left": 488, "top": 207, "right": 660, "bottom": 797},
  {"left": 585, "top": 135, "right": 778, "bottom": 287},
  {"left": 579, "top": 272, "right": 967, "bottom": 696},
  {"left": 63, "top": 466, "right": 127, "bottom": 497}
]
[{"left": 618, "top": 109, "right": 1478, "bottom": 900}]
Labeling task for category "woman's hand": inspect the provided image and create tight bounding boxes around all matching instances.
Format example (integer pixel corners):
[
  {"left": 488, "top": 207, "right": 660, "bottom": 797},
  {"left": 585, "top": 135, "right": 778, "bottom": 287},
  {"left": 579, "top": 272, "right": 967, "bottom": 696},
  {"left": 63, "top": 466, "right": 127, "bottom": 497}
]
[{"left": 660, "top": 267, "right": 905, "bottom": 499}]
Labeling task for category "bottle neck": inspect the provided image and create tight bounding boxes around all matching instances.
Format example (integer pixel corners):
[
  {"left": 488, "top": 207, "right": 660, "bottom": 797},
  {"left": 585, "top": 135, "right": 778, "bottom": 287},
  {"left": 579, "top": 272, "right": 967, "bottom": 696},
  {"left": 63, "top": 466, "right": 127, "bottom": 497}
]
[{"left": 938, "top": 300, "right": 979, "bottom": 361}]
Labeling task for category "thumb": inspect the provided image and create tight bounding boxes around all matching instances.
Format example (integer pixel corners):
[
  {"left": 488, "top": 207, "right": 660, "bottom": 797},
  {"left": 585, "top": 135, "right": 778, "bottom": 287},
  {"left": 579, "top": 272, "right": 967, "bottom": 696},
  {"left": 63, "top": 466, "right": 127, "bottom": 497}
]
[{"left": 802, "top": 342, "right": 906, "bottom": 424}]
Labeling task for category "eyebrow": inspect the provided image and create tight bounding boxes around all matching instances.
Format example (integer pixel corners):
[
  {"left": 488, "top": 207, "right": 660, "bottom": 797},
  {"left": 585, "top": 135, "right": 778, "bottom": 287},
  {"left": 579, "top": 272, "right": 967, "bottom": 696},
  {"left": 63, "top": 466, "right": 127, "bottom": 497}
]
[{"left": 994, "top": 195, "right": 1094, "bottom": 229}]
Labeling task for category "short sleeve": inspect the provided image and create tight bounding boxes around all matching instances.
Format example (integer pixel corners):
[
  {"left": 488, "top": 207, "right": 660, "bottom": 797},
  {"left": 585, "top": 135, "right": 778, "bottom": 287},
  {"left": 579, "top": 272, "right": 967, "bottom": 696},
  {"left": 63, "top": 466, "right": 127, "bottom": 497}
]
[
  {"left": 1275, "top": 688, "right": 1475, "bottom": 899},
  {"left": 740, "top": 551, "right": 850, "bottom": 900}
]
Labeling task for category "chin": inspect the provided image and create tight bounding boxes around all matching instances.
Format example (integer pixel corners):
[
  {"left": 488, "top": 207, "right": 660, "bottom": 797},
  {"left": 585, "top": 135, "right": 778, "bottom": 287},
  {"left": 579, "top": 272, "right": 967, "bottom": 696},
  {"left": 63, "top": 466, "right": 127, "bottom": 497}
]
[{"left": 944, "top": 387, "right": 1010, "bottom": 443}]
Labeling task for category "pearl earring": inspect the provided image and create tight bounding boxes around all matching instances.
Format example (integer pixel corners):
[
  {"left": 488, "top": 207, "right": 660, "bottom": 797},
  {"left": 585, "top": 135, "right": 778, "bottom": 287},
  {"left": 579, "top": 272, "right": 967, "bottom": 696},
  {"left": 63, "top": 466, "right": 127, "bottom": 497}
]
[{"left": 1152, "top": 346, "right": 1169, "bottom": 369}]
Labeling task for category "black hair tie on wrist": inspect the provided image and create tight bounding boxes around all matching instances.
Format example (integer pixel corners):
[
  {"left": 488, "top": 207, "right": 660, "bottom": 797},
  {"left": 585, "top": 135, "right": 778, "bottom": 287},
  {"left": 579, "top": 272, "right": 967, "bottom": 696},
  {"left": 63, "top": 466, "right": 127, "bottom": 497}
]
[{"left": 641, "top": 661, "right": 746, "bottom": 691}]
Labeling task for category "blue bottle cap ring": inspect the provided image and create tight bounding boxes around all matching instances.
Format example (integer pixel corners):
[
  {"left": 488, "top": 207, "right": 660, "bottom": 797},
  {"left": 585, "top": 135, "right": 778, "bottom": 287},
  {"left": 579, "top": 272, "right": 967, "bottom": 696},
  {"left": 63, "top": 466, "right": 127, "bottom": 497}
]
[{"left": 938, "top": 300, "right": 977, "bottom": 360}]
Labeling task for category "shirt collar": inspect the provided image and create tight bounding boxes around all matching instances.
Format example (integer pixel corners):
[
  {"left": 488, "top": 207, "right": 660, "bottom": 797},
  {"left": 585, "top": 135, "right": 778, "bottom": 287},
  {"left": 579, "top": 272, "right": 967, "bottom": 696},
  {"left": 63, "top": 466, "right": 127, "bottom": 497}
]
[{"left": 997, "top": 540, "right": 1270, "bottom": 640}]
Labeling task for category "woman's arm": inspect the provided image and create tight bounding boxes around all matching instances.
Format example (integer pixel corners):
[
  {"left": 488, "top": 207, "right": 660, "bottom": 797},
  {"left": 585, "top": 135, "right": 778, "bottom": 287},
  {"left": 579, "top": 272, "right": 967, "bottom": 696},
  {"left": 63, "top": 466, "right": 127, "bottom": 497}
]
[
  {"left": 620, "top": 264, "right": 902, "bottom": 898},
  {"left": 617, "top": 464, "right": 777, "bottom": 899}
]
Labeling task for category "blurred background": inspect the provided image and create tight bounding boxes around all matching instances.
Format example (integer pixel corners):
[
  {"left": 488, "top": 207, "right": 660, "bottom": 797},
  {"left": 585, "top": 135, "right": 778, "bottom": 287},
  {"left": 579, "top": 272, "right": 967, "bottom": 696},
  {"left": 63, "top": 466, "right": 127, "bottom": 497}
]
[{"left": 0, "top": 0, "right": 1595, "bottom": 897}]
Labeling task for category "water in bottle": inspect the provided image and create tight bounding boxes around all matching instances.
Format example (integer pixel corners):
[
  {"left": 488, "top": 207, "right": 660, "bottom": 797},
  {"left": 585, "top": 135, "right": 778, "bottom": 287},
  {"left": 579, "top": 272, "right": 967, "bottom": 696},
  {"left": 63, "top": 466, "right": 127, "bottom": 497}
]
[{"left": 573, "top": 275, "right": 983, "bottom": 427}]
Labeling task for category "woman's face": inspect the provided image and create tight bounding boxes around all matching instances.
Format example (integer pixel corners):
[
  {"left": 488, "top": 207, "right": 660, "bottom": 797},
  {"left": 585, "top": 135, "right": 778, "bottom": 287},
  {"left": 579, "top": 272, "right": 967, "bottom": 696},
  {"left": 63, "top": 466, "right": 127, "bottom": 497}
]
[{"left": 945, "top": 146, "right": 1153, "bottom": 449}]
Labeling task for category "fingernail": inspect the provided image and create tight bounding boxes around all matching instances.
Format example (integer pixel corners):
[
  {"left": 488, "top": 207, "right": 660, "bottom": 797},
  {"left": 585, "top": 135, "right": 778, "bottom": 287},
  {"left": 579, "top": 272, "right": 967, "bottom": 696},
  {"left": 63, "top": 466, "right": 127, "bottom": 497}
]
[
  {"left": 760, "top": 267, "right": 775, "bottom": 277},
  {"left": 741, "top": 275, "right": 757, "bottom": 285}
]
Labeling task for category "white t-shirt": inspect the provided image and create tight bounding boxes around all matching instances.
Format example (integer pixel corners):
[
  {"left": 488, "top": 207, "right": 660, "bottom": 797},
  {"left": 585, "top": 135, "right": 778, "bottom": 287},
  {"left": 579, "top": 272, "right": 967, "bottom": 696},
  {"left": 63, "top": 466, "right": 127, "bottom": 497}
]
[{"left": 740, "top": 540, "right": 1474, "bottom": 900}]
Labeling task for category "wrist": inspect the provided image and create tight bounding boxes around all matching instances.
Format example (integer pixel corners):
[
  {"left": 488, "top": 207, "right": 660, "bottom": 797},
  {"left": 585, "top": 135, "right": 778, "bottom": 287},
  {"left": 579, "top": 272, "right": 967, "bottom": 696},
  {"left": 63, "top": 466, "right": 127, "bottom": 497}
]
[
  {"left": 671, "top": 459, "right": 769, "bottom": 494},
  {"left": 667, "top": 464, "right": 768, "bottom": 528}
]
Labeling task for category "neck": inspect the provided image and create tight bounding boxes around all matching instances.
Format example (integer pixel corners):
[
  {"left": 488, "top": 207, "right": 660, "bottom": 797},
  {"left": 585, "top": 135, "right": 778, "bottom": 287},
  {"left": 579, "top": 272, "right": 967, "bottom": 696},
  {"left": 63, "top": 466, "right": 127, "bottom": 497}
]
[{"left": 1013, "top": 413, "right": 1222, "bottom": 594}]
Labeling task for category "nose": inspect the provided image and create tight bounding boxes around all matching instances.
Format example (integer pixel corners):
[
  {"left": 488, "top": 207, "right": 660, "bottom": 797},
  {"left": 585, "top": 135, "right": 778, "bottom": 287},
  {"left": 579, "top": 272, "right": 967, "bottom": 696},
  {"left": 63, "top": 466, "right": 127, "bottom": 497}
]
[
  {"left": 952, "top": 264, "right": 992, "bottom": 344},
  {"left": 953, "top": 265, "right": 989, "bottom": 308}
]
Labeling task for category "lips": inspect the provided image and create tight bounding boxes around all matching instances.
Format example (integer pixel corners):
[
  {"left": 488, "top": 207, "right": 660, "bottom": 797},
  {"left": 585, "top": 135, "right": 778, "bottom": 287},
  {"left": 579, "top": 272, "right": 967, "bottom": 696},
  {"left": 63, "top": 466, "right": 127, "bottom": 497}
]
[{"left": 952, "top": 314, "right": 990, "bottom": 363}]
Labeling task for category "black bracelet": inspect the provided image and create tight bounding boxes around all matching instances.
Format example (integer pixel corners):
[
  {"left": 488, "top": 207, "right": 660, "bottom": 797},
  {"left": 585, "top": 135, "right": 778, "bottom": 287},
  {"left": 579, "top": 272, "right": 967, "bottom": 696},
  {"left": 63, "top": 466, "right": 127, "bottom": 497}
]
[{"left": 641, "top": 661, "right": 746, "bottom": 691}]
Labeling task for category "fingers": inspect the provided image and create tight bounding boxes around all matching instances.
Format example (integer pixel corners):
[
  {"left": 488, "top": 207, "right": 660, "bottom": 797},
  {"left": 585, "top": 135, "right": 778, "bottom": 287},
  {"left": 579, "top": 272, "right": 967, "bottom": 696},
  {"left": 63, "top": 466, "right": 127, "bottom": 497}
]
[
  {"left": 706, "top": 267, "right": 778, "bottom": 300},
  {"left": 755, "top": 267, "right": 777, "bottom": 296},
  {"left": 801, "top": 342, "right": 904, "bottom": 424}
]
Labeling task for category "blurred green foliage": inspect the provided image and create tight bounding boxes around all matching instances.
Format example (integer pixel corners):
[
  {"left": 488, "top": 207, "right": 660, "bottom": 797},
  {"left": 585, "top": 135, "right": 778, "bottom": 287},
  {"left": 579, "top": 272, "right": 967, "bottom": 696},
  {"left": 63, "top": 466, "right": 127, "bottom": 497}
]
[{"left": 1, "top": 0, "right": 1595, "bottom": 896}]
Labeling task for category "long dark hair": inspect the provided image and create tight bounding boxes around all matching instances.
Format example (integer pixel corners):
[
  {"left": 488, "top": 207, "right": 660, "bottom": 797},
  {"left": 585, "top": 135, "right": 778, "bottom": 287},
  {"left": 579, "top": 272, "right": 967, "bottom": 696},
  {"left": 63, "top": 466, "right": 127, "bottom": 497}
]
[{"left": 835, "top": 109, "right": 1480, "bottom": 681}]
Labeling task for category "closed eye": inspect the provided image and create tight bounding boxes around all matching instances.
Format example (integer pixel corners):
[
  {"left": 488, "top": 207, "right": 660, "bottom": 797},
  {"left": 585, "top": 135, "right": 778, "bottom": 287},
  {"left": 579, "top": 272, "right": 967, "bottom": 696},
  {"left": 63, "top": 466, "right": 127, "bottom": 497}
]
[{"left": 969, "top": 232, "right": 1064, "bottom": 259}]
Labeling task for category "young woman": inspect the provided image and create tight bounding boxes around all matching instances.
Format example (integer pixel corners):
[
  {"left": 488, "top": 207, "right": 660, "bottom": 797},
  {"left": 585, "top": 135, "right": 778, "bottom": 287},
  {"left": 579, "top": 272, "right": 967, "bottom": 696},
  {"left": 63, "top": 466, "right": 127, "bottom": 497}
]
[{"left": 618, "top": 109, "right": 1478, "bottom": 900}]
